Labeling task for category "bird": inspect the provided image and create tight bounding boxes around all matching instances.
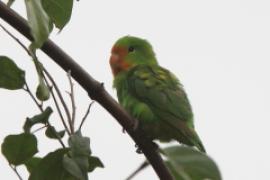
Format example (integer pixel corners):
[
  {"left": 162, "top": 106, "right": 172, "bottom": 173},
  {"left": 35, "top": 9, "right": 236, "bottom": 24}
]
[{"left": 109, "top": 36, "right": 205, "bottom": 153}]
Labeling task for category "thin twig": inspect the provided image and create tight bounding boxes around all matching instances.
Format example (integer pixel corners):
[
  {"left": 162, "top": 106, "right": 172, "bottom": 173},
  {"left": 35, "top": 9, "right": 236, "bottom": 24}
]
[
  {"left": 24, "top": 80, "right": 66, "bottom": 147},
  {"left": 43, "top": 68, "right": 73, "bottom": 134},
  {"left": 32, "top": 125, "right": 48, "bottom": 133},
  {"left": 9, "top": 164, "right": 23, "bottom": 180},
  {"left": 67, "top": 70, "right": 76, "bottom": 133},
  {"left": 0, "top": 23, "right": 31, "bottom": 56},
  {"left": 47, "top": 122, "right": 66, "bottom": 148},
  {"left": 43, "top": 74, "right": 71, "bottom": 136},
  {"left": 79, "top": 101, "right": 94, "bottom": 131},
  {"left": 23, "top": 82, "right": 43, "bottom": 112},
  {"left": 0, "top": 23, "right": 67, "bottom": 147},
  {"left": 125, "top": 161, "right": 149, "bottom": 180}
]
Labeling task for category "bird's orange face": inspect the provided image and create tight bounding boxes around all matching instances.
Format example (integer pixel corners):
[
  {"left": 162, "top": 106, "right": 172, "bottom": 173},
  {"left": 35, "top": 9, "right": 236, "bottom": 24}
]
[{"left": 110, "top": 46, "right": 132, "bottom": 76}]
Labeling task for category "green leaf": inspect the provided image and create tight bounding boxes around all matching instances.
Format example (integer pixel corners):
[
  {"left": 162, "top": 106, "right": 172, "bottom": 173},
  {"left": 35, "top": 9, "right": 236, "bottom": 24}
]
[
  {"left": 23, "top": 107, "right": 53, "bottom": 133},
  {"left": 42, "top": 0, "right": 73, "bottom": 29},
  {"left": 0, "top": 56, "right": 25, "bottom": 90},
  {"left": 36, "top": 80, "right": 50, "bottom": 101},
  {"left": 63, "top": 155, "right": 86, "bottom": 180},
  {"left": 45, "top": 125, "right": 65, "bottom": 139},
  {"left": 1, "top": 133, "right": 38, "bottom": 166},
  {"left": 73, "top": 156, "right": 89, "bottom": 173},
  {"left": 25, "top": 157, "right": 42, "bottom": 173},
  {"left": 88, "top": 156, "right": 104, "bottom": 172},
  {"left": 64, "top": 131, "right": 95, "bottom": 180},
  {"left": 29, "top": 148, "right": 71, "bottom": 180},
  {"left": 163, "top": 146, "right": 222, "bottom": 180},
  {"left": 68, "top": 131, "right": 91, "bottom": 157},
  {"left": 25, "top": 0, "right": 53, "bottom": 48}
]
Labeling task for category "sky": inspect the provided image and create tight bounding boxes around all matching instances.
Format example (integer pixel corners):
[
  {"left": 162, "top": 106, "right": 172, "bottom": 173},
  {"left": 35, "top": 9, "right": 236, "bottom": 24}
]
[{"left": 1, "top": 0, "right": 270, "bottom": 179}]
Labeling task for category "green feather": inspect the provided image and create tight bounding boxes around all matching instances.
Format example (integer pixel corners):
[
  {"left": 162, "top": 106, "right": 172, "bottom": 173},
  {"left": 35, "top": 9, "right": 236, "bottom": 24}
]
[{"left": 112, "top": 36, "right": 206, "bottom": 152}]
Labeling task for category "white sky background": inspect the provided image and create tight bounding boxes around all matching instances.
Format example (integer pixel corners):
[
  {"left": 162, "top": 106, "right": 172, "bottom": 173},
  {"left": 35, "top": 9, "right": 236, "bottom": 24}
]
[{"left": 1, "top": 0, "right": 270, "bottom": 179}]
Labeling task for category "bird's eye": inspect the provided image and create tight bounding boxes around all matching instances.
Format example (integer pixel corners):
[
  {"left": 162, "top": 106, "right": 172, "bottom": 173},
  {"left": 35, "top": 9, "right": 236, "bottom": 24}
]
[{"left": 128, "top": 46, "right": 135, "bottom": 53}]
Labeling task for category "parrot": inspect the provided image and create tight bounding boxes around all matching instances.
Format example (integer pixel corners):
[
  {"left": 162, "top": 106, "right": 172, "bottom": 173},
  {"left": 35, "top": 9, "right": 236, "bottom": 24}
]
[{"left": 109, "top": 36, "right": 206, "bottom": 153}]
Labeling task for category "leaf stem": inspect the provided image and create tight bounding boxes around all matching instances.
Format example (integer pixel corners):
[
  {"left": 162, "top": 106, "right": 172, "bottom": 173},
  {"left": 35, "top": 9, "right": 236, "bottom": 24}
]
[
  {"left": 43, "top": 68, "right": 73, "bottom": 134},
  {"left": 79, "top": 101, "right": 94, "bottom": 131},
  {"left": 32, "top": 124, "right": 48, "bottom": 133},
  {"left": 24, "top": 81, "right": 66, "bottom": 148},
  {"left": 9, "top": 164, "right": 23, "bottom": 180},
  {"left": 23, "top": 81, "right": 43, "bottom": 112},
  {"left": 0, "top": 23, "right": 31, "bottom": 56},
  {"left": 43, "top": 73, "right": 71, "bottom": 135},
  {"left": 67, "top": 70, "right": 76, "bottom": 133}
]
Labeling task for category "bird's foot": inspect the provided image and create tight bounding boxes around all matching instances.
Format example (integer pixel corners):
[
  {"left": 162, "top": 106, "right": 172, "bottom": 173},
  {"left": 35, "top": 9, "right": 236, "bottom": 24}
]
[
  {"left": 135, "top": 144, "right": 143, "bottom": 154},
  {"left": 134, "top": 141, "right": 159, "bottom": 154}
]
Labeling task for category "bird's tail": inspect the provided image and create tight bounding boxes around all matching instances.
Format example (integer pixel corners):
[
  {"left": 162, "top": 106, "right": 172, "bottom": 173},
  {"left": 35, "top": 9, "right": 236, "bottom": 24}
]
[
  {"left": 189, "top": 130, "right": 206, "bottom": 153},
  {"left": 175, "top": 123, "right": 206, "bottom": 153}
]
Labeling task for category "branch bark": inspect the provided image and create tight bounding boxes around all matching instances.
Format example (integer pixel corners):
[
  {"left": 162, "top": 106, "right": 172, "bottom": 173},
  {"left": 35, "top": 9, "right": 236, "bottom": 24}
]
[{"left": 0, "top": 2, "right": 173, "bottom": 180}]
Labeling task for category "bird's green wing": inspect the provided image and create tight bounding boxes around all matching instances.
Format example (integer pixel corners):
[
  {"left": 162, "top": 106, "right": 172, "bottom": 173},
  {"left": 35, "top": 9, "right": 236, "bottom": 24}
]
[{"left": 127, "top": 65, "right": 205, "bottom": 152}]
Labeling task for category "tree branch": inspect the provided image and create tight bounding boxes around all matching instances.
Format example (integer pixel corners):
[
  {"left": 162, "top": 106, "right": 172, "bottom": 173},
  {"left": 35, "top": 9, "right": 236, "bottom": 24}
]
[
  {"left": 0, "top": 3, "right": 173, "bottom": 180},
  {"left": 126, "top": 161, "right": 149, "bottom": 180}
]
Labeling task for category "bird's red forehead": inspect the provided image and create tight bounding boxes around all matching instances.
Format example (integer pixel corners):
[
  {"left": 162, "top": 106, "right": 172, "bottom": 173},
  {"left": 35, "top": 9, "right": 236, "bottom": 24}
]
[
  {"left": 111, "top": 46, "right": 127, "bottom": 54},
  {"left": 110, "top": 46, "right": 132, "bottom": 76}
]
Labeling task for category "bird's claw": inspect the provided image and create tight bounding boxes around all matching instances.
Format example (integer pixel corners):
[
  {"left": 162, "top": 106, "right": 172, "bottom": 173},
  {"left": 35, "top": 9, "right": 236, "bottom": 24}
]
[{"left": 135, "top": 144, "right": 143, "bottom": 154}]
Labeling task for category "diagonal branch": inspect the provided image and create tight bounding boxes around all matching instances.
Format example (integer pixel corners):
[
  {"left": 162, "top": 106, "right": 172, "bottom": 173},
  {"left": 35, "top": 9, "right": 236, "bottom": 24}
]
[{"left": 0, "top": 3, "right": 173, "bottom": 180}]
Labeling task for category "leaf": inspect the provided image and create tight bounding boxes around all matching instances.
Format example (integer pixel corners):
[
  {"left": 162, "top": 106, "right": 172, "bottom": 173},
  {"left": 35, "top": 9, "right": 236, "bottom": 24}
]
[
  {"left": 23, "top": 107, "right": 53, "bottom": 133},
  {"left": 73, "top": 156, "right": 89, "bottom": 173},
  {"left": 67, "top": 132, "right": 90, "bottom": 179},
  {"left": 88, "top": 156, "right": 104, "bottom": 172},
  {"left": 36, "top": 80, "right": 50, "bottom": 101},
  {"left": 42, "top": 0, "right": 73, "bottom": 29},
  {"left": 25, "top": 0, "right": 53, "bottom": 48},
  {"left": 63, "top": 155, "right": 86, "bottom": 180},
  {"left": 29, "top": 148, "right": 71, "bottom": 180},
  {"left": 68, "top": 131, "right": 91, "bottom": 157},
  {"left": 25, "top": 157, "right": 42, "bottom": 173},
  {"left": 163, "top": 146, "right": 222, "bottom": 180},
  {"left": 1, "top": 133, "right": 38, "bottom": 166},
  {"left": 0, "top": 56, "right": 25, "bottom": 90},
  {"left": 45, "top": 125, "right": 65, "bottom": 139}
]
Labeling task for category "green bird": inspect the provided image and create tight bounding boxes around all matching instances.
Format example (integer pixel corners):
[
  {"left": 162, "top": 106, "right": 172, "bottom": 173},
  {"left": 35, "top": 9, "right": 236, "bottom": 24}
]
[{"left": 109, "top": 36, "right": 206, "bottom": 152}]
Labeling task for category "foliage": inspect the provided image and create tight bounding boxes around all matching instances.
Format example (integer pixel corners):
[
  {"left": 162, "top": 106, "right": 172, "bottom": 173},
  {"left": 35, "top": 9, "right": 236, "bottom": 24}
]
[
  {"left": 0, "top": 1, "right": 221, "bottom": 180},
  {"left": 0, "top": 56, "right": 25, "bottom": 90},
  {"left": 163, "top": 146, "right": 222, "bottom": 180},
  {"left": 1, "top": 133, "right": 38, "bottom": 166}
]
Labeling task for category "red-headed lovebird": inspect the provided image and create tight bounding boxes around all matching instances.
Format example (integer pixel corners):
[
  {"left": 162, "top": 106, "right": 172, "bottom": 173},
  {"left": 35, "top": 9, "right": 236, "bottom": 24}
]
[{"left": 109, "top": 36, "right": 205, "bottom": 152}]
